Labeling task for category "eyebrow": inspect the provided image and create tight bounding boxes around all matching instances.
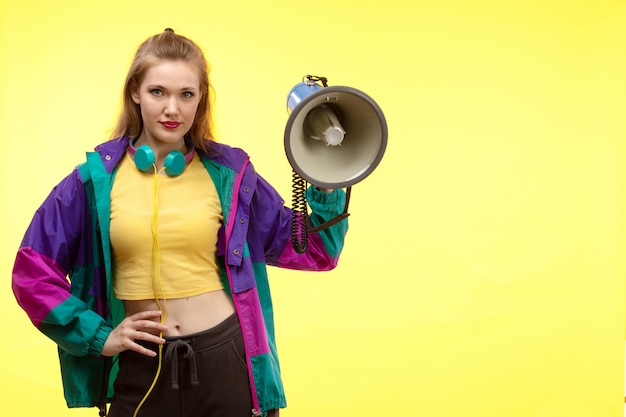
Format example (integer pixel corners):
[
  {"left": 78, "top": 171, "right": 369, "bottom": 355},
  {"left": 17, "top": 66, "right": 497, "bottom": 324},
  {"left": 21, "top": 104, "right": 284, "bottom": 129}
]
[{"left": 146, "top": 84, "right": 199, "bottom": 91}]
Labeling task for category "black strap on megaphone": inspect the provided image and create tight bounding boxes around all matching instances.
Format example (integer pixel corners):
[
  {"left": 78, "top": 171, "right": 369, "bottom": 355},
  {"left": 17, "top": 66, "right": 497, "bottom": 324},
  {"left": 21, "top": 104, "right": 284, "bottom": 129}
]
[
  {"left": 305, "top": 74, "right": 328, "bottom": 88},
  {"left": 291, "top": 170, "right": 351, "bottom": 254}
]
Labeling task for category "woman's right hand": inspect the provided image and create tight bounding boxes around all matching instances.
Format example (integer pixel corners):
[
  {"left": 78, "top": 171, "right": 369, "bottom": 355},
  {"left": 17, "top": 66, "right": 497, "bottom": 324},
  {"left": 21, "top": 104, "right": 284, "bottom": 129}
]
[{"left": 101, "top": 310, "right": 167, "bottom": 357}]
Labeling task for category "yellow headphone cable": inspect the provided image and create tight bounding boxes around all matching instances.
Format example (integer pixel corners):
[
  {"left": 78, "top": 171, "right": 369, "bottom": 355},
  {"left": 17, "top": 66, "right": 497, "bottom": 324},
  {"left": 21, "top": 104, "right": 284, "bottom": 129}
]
[{"left": 132, "top": 165, "right": 168, "bottom": 417}]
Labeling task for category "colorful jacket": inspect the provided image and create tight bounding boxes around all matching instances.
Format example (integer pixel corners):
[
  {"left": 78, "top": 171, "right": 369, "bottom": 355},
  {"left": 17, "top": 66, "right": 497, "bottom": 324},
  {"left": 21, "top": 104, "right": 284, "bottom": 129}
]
[{"left": 12, "top": 136, "right": 348, "bottom": 415}]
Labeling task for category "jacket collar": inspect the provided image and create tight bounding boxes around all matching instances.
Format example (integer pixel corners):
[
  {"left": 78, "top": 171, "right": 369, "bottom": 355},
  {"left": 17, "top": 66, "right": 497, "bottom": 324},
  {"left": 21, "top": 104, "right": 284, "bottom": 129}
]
[{"left": 93, "top": 136, "right": 250, "bottom": 174}]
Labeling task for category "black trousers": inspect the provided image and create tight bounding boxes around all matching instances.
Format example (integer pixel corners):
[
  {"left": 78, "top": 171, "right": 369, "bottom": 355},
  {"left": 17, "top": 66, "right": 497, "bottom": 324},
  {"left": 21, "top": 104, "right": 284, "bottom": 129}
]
[{"left": 108, "top": 314, "right": 278, "bottom": 417}]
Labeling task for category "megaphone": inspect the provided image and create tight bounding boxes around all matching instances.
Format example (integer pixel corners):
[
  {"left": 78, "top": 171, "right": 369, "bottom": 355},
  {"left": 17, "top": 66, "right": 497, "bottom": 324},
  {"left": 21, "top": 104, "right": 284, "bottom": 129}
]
[{"left": 284, "top": 75, "right": 388, "bottom": 253}]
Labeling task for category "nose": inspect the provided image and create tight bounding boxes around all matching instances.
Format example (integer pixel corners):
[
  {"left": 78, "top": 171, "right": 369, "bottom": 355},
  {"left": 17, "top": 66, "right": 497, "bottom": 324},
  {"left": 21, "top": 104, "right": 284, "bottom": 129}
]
[{"left": 164, "top": 96, "right": 180, "bottom": 115}]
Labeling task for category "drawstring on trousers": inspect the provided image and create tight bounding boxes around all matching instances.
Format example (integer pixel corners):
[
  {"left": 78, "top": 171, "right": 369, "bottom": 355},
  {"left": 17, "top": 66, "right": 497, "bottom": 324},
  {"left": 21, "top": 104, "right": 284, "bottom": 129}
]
[{"left": 164, "top": 339, "right": 199, "bottom": 390}]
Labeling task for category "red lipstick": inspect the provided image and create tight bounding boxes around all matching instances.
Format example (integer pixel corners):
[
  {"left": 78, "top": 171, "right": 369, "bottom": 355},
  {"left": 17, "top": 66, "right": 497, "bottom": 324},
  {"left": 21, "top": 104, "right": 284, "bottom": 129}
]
[{"left": 161, "top": 121, "right": 181, "bottom": 129}]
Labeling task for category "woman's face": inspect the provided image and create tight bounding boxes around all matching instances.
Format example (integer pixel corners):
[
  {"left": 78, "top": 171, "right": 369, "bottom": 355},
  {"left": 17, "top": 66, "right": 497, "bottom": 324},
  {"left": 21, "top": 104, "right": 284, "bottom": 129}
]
[{"left": 131, "top": 59, "right": 201, "bottom": 148}]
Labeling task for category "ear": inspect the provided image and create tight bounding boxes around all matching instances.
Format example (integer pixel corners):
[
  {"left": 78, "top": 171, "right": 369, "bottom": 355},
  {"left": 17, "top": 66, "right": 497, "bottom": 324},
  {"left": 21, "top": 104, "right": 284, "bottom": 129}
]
[
  {"left": 130, "top": 80, "right": 141, "bottom": 104},
  {"left": 131, "top": 88, "right": 140, "bottom": 104}
]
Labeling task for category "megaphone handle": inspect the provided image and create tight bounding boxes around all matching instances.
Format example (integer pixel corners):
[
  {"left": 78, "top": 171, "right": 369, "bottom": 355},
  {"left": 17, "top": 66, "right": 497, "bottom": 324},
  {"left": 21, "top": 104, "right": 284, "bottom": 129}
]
[
  {"left": 290, "top": 173, "right": 351, "bottom": 253},
  {"left": 307, "top": 186, "right": 351, "bottom": 233}
]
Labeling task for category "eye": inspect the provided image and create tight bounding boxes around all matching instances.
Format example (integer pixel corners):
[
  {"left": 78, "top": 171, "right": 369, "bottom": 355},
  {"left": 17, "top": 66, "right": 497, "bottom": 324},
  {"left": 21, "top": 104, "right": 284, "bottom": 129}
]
[
  {"left": 182, "top": 91, "right": 194, "bottom": 99},
  {"left": 150, "top": 89, "right": 163, "bottom": 96}
]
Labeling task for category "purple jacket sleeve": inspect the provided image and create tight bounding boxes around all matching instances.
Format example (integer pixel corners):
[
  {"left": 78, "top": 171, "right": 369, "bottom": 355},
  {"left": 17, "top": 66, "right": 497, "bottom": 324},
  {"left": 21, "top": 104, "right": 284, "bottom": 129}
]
[
  {"left": 12, "top": 170, "right": 111, "bottom": 357},
  {"left": 250, "top": 173, "right": 348, "bottom": 271}
]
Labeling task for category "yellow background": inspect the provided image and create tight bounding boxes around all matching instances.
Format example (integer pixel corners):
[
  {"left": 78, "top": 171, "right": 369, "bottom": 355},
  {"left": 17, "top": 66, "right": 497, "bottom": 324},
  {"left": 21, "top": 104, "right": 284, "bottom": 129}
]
[{"left": 1, "top": 0, "right": 626, "bottom": 416}]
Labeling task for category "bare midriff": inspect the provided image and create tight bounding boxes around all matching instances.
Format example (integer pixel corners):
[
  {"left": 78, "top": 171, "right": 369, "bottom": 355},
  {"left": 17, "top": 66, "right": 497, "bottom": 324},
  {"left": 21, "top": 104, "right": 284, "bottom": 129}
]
[{"left": 123, "top": 290, "right": 236, "bottom": 337}]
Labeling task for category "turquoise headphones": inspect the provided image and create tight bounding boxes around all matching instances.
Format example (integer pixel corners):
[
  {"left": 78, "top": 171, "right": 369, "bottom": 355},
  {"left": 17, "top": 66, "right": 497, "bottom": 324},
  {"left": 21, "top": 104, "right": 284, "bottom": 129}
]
[{"left": 128, "top": 138, "right": 195, "bottom": 177}]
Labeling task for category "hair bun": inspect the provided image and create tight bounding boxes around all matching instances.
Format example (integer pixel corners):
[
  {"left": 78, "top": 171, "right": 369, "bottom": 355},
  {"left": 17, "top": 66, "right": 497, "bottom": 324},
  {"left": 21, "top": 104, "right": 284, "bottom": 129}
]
[{"left": 164, "top": 28, "right": 175, "bottom": 33}]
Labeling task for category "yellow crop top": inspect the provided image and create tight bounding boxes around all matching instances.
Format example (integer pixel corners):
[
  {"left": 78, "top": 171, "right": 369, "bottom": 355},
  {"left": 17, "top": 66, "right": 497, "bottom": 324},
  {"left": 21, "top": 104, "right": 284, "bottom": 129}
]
[{"left": 110, "top": 151, "right": 224, "bottom": 300}]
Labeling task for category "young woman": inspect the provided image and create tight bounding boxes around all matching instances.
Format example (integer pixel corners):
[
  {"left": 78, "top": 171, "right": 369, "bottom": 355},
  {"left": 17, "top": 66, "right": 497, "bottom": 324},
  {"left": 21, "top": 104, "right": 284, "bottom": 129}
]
[{"left": 12, "top": 28, "right": 348, "bottom": 417}]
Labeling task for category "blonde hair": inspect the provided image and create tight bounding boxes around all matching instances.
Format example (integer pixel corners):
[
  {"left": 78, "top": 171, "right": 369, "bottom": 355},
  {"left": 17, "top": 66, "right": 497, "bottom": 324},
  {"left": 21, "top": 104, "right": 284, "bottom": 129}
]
[{"left": 110, "top": 28, "right": 214, "bottom": 152}]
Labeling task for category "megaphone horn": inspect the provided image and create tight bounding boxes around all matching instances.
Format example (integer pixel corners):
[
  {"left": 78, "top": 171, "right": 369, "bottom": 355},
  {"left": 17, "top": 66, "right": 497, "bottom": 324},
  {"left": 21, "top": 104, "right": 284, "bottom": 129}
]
[
  {"left": 284, "top": 75, "right": 388, "bottom": 253},
  {"left": 285, "top": 75, "right": 388, "bottom": 190}
]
